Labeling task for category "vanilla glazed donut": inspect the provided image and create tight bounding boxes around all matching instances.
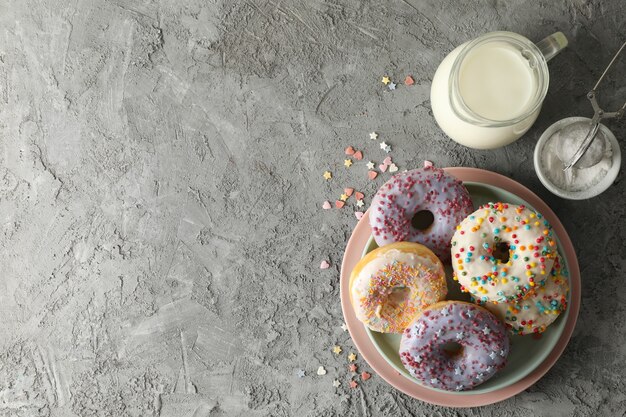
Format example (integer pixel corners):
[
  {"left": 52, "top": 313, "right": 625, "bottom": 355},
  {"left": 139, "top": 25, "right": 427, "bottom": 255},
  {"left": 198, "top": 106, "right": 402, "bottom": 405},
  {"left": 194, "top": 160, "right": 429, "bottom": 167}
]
[
  {"left": 349, "top": 242, "right": 447, "bottom": 333},
  {"left": 481, "top": 255, "right": 569, "bottom": 335},
  {"left": 369, "top": 167, "right": 473, "bottom": 262},
  {"left": 399, "top": 301, "right": 509, "bottom": 391},
  {"left": 451, "top": 202, "right": 558, "bottom": 303}
]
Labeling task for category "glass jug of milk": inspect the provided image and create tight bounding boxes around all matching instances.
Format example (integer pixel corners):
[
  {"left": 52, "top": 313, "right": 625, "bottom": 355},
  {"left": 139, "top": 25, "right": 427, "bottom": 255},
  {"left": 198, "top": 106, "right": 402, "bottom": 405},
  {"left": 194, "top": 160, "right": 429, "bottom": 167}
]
[{"left": 431, "top": 31, "right": 568, "bottom": 149}]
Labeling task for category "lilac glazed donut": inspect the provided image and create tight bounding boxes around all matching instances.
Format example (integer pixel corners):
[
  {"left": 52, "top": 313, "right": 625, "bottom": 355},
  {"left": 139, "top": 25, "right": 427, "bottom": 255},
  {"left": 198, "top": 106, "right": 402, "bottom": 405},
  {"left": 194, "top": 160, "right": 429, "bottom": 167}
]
[
  {"left": 399, "top": 301, "right": 509, "bottom": 391},
  {"left": 369, "top": 167, "right": 473, "bottom": 261}
]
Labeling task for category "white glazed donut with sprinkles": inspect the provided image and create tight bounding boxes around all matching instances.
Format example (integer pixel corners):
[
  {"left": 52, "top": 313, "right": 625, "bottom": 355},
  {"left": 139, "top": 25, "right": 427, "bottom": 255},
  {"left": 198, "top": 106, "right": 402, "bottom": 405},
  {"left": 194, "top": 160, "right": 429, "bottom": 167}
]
[
  {"left": 451, "top": 202, "right": 558, "bottom": 303},
  {"left": 399, "top": 301, "right": 509, "bottom": 391},
  {"left": 481, "top": 255, "right": 569, "bottom": 335},
  {"left": 369, "top": 167, "right": 473, "bottom": 261}
]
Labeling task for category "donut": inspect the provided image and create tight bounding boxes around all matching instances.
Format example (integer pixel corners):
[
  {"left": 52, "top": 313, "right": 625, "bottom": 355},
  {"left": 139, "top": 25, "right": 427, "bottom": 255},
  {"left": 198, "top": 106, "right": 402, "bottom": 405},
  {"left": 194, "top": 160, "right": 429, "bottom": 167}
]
[
  {"left": 369, "top": 167, "right": 473, "bottom": 261},
  {"left": 451, "top": 202, "right": 558, "bottom": 303},
  {"left": 481, "top": 255, "right": 569, "bottom": 335},
  {"left": 399, "top": 301, "right": 509, "bottom": 391},
  {"left": 349, "top": 242, "right": 447, "bottom": 333}
]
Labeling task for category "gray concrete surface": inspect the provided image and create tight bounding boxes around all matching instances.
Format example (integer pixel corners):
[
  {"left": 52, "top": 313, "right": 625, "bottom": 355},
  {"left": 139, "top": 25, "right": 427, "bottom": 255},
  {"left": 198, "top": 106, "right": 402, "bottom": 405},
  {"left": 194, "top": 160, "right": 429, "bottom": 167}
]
[{"left": 0, "top": 0, "right": 625, "bottom": 416}]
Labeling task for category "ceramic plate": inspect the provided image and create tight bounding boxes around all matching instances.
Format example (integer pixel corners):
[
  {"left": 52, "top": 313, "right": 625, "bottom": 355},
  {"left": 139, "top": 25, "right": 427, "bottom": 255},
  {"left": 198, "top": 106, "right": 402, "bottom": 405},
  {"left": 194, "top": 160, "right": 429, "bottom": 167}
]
[{"left": 340, "top": 168, "right": 580, "bottom": 407}]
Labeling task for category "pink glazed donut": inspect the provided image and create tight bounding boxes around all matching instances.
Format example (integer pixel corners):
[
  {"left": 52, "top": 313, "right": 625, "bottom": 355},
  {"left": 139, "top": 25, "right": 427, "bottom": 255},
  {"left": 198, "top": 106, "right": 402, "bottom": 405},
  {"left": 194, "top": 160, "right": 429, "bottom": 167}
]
[
  {"left": 369, "top": 167, "right": 473, "bottom": 261},
  {"left": 399, "top": 301, "right": 509, "bottom": 391}
]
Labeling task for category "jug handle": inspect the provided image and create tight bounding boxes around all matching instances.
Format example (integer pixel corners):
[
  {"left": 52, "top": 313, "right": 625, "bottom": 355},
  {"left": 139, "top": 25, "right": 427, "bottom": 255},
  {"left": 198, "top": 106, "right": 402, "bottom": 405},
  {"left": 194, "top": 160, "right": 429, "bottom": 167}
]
[{"left": 536, "top": 32, "right": 568, "bottom": 62}]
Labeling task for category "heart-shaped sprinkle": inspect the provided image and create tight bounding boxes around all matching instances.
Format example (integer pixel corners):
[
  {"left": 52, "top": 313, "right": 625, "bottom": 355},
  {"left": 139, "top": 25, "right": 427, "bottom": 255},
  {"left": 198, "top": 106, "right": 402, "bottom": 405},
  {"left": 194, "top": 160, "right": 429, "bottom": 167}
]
[
  {"left": 344, "top": 146, "right": 355, "bottom": 156},
  {"left": 361, "top": 371, "right": 371, "bottom": 381},
  {"left": 389, "top": 163, "right": 398, "bottom": 173},
  {"left": 353, "top": 150, "right": 363, "bottom": 160},
  {"left": 367, "top": 171, "right": 378, "bottom": 180},
  {"left": 424, "top": 160, "right": 434, "bottom": 168},
  {"left": 335, "top": 200, "right": 345, "bottom": 209},
  {"left": 355, "top": 192, "right": 364, "bottom": 200},
  {"left": 383, "top": 156, "right": 392, "bottom": 165},
  {"left": 379, "top": 164, "right": 388, "bottom": 172},
  {"left": 322, "top": 201, "right": 331, "bottom": 209},
  {"left": 320, "top": 260, "right": 330, "bottom": 269},
  {"left": 317, "top": 366, "right": 327, "bottom": 376},
  {"left": 355, "top": 211, "right": 364, "bottom": 220},
  {"left": 344, "top": 188, "right": 354, "bottom": 197}
]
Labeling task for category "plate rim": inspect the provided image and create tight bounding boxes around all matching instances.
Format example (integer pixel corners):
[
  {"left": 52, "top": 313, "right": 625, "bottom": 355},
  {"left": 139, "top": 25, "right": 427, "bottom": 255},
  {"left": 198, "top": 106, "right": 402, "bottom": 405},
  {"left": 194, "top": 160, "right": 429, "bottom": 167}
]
[{"left": 339, "top": 167, "right": 581, "bottom": 407}]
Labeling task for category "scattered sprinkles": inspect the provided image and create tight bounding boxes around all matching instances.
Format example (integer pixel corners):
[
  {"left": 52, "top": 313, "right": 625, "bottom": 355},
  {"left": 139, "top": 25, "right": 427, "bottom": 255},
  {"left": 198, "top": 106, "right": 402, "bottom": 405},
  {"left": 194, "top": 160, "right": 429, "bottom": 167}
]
[
  {"left": 296, "top": 369, "right": 305, "bottom": 378},
  {"left": 388, "top": 82, "right": 397, "bottom": 91},
  {"left": 369, "top": 132, "right": 378, "bottom": 140},
  {"left": 320, "top": 260, "right": 330, "bottom": 269},
  {"left": 366, "top": 161, "right": 375, "bottom": 170},
  {"left": 349, "top": 380, "right": 358, "bottom": 389},
  {"left": 344, "top": 159, "right": 353, "bottom": 168},
  {"left": 332, "top": 379, "right": 341, "bottom": 388},
  {"left": 361, "top": 372, "right": 371, "bottom": 381},
  {"left": 332, "top": 345, "right": 343, "bottom": 355},
  {"left": 345, "top": 146, "right": 355, "bottom": 155},
  {"left": 348, "top": 353, "right": 357, "bottom": 362},
  {"left": 349, "top": 364, "right": 358, "bottom": 373},
  {"left": 381, "top": 76, "right": 390, "bottom": 85},
  {"left": 356, "top": 199, "right": 364, "bottom": 208},
  {"left": 317, "top": 366, "right": 327, "bottom": 376},
  {"left": 322, "top": 201, "right": 331, "bottom": 210},
  {"left": 323, "top": 171, "right": 332, "bottom": 180},
  {"left": 340, "top": 193, "right": 349, "bottom": 202}
]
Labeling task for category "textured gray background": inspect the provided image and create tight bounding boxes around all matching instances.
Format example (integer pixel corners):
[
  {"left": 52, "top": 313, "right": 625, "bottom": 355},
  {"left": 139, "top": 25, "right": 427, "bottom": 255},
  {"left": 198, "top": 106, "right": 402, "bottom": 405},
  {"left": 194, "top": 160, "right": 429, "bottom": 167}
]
[{"left": 1, "top": 0, "right": 625, "bottom": 416}]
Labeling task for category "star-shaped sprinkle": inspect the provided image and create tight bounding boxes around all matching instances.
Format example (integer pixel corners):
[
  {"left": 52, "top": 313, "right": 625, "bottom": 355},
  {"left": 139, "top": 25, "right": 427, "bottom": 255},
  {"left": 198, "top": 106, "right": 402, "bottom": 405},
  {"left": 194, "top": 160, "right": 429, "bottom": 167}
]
[
  {"left": 384, "top": 145, "right": 391, "bottom": 153},
  {"left": 297, "top": 369, "right": 305, "bottom": 378},
  {"left": 415, "top": 355, "right": 422, "bottom": 363},
  {"left": 482, "top": 326, "right": 491, "bottom": 335},
  {"left": 430, "top": 378, "right": 438, "bottom": 384},
  {"left": 349, "top": 380, "right": 358, "bottom": 389},
  {"left": 323, "top": 171, "right": 332, "bottom": 180},
  {"left": 366, "top": 161, "right": 375, "bottom": 170},
  {"left": 356, "top": 199, "right": 364, "bottom": 208},
  {"left": 435, "top": 329, "right": 444, "bottom": 337},
  {"left": 489, "top": 351, "right": 497, "bottom": 360},
  {"left": 379, "top": 141, "right": 387, "bottom": 150},
  {"left": 388, "top": 82, "right": 397, "bottom": 90},
  {"left": 332, "top": 379, "right": 341, "bottom": 388},
  {"left": 369, "top": 132, "right": 378, "bottom": 140},
  {"left": 340, "top": 193, "right": 349, "bottom": 202},
  {"left": 344, "top": 159, "right": 353, "bottom": 168},
  {"left": 456, "top": 331, "right": 464, "bottom": 340},
  {"left": 381, "top": 76, "right": 390, "bottom": 85},
  {"left": 332, "top": 345, "right": 342, "bottom": 355},
  {"left": 317, "top": 366, "right": 327, "bottom": 375},
  {"left": 454, "top": 367, "right": 461, "bottom": 375},
  {"left": 348, "top": 353, "right": 357, "bottom": 362},
  {"left": 349, "top": 364, "right": 357, "bottom": 372},
  {"left": 456, "top": 384, "right": 464, "bottom": 391},
  {"left": 340, "top": 323, "right": 348, "bottom": 332}
]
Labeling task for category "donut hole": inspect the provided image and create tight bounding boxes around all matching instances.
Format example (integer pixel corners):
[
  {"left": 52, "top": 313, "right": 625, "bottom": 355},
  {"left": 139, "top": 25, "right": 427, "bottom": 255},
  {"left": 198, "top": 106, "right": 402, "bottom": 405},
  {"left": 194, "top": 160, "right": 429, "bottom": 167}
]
[
  {"left": 411, "top": 210, "right": 435, "bottom": 231},
  {"left": 492, "top": 242, "right": 511, "bottom": 263},
  {"left": 442, "top": 341, "right": 464, "bottom": 358},
  {"left": 386, "top": 286, "right": 410, "bottom": 307}
]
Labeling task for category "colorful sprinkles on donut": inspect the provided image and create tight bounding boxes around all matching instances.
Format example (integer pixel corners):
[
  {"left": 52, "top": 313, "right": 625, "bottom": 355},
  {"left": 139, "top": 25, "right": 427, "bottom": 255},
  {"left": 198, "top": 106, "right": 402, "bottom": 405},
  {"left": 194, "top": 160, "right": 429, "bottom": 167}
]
[
  {"left": 369, "top": 167, "right": 473, "bottom": 261},
  {"left": 481, "top": 255, "right": 569, "bottom": 335},
  {"left": 451, "top": 203, "right": 558, "bottom": 303},
  {"left": 399, "top": 301, "right": 509, "bottom": 391}
]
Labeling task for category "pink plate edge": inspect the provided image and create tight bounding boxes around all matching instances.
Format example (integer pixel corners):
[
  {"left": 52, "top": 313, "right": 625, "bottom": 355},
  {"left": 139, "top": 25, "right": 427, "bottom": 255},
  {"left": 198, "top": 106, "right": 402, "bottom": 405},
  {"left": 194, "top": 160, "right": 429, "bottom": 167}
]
[{"left": 339, "top": 167, "right": 581, "bottom": 408}]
